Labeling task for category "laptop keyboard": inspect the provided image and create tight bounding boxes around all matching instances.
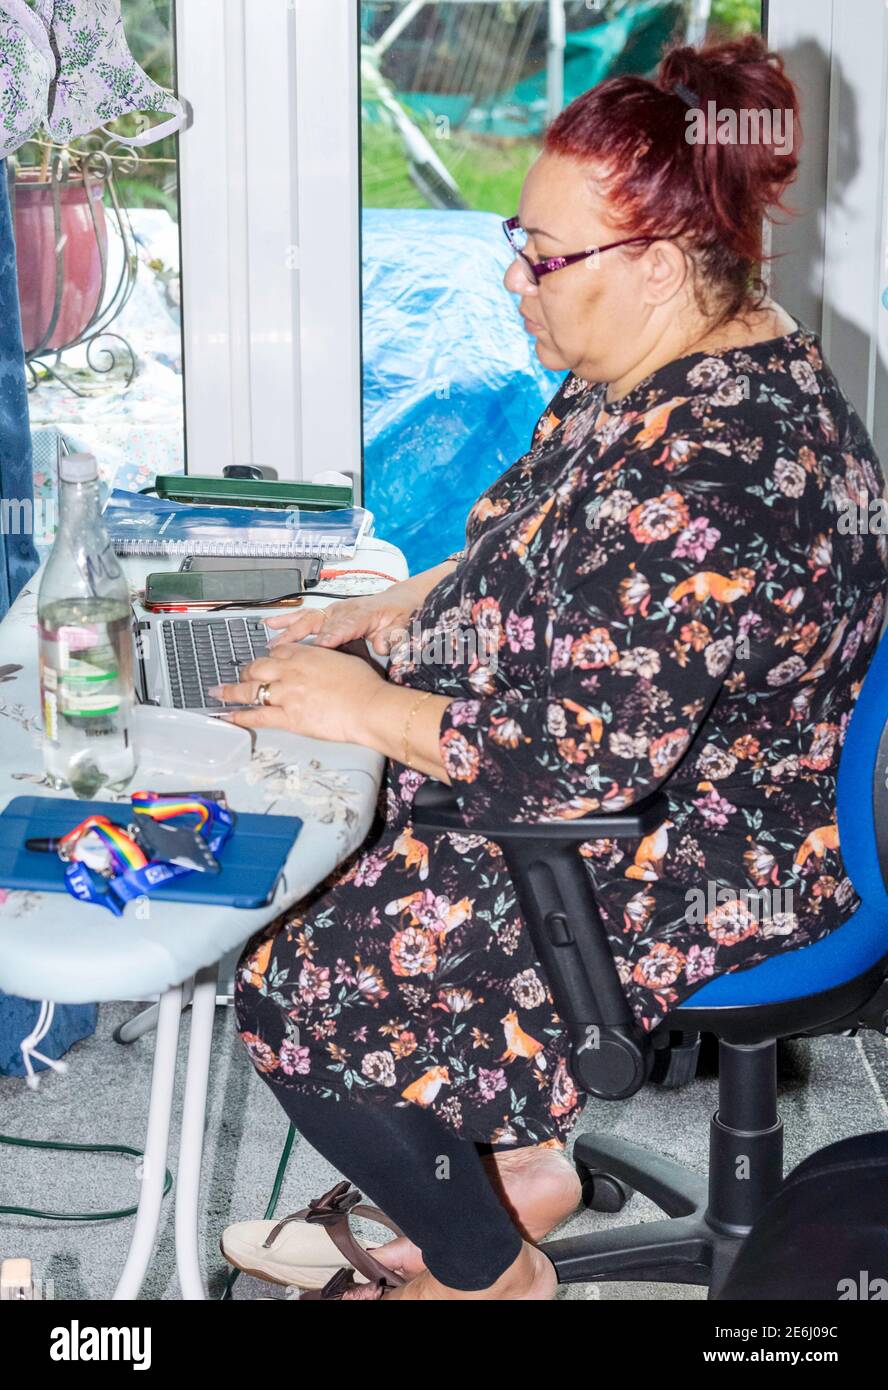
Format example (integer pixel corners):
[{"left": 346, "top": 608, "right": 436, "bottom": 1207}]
[{"left": 160, "top": 617, "right": 270, "bottom": 709}]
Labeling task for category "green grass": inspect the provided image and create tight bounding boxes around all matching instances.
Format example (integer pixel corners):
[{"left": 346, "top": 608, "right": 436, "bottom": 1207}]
[{"left": 361, "top": 119, "right": 541, "bottom": 216}]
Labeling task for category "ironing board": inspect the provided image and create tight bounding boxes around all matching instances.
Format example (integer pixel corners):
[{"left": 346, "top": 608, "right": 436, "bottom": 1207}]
[{"left": 0, "top": 537, "right": 408, "bottom": 1299}]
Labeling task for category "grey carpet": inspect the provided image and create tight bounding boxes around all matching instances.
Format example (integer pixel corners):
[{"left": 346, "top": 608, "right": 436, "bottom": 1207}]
[{"left": 1, "top": 1001, "right": 885, "bottom": 1301}]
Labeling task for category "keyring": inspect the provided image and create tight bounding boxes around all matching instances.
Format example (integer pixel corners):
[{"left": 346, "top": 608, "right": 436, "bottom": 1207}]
[{"left": 256, "top": 682, "right": 273, "bottom": 707}]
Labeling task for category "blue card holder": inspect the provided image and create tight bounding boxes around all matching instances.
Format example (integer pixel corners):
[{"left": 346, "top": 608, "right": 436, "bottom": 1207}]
[{"left": 0, "top": 796, "right": 302, "bottom": 910}]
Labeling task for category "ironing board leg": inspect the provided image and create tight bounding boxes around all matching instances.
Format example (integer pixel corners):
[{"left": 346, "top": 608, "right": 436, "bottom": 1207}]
[
  {"left": 113, "top": 984, "right": 184, "bottom": 1300},
  {"left": 114, "top": 979, "right": 194, "bottom": 1045},
  {"left": 175, "top": 963, "right": 219, "bottom": 1300}
]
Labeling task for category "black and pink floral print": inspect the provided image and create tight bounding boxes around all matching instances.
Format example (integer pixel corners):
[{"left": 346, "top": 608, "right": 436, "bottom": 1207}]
[{"left": 234, "top": 323, "right": 888, "bottom": 1147}]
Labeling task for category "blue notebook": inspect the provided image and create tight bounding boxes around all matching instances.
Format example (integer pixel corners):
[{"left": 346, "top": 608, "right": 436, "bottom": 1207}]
[
  {"left": 102, "top": 489, "right": 375, "bottom": 560},
  {"left": 0, "top": 797, "right": 302, "bottom": 910}
]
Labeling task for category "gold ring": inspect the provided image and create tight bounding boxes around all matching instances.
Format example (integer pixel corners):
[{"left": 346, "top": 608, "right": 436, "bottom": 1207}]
[{"left": 256, "top": 682, "right": 272, "bottom": 707}]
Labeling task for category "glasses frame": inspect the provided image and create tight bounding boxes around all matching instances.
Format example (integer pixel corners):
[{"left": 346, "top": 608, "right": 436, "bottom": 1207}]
[{"left": 503, "top": 215, "right": 657, "bottom": 285}]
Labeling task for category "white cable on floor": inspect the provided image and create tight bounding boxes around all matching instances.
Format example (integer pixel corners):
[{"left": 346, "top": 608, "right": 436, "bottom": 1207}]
[{"left": 20, "top": 1000, "right": 69, "bottom": 1090}]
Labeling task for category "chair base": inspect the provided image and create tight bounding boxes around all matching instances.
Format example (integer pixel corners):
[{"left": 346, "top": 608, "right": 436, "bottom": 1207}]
[
  {"left": 544, "top": 1134, "right": 744, "bottom": 1295},
  {"left": 543, "top": 1039, "right": 785, "bottom": 1298}
]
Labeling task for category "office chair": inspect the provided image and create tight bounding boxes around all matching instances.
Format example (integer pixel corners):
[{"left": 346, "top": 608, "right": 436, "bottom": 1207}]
[
  {"left": 712, "top": 1129, "right": 888, "bottom": 1300},
  {"left": 412, "top": 629, "right": 888, "bottom": 1298}
]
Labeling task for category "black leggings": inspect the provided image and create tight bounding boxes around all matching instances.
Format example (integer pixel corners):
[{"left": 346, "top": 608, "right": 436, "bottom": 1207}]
[{"left": 267, "top": 1080, "right": 526, "bottom": 1291}]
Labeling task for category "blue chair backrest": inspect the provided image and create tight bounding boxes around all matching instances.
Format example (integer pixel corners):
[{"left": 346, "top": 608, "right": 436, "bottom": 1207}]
[{"left": 837, "top": 627, "right": 888, "bottom": 911}]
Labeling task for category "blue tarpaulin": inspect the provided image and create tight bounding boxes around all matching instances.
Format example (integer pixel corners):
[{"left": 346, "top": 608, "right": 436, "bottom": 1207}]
[{"left": 362, "top": 208, "right": 564, "bottom": 574}]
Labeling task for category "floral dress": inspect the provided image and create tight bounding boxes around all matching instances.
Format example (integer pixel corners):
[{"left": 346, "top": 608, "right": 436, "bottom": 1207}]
[{"left": 234, "top": 323, "right": 888, "bottom": 1148}]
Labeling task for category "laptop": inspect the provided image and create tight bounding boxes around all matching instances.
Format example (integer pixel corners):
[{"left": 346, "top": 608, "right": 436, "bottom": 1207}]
[
  {"left": 133, "top": 608, "right": 275, "bottom": 712},
  {"left": 133, "top": 609, "right": 383, "bottom": 713}
]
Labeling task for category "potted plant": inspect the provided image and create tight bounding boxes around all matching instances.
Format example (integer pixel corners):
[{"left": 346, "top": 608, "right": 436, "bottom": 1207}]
[{"left": 8, "top": 142, "right": 138, "bottom": 390}]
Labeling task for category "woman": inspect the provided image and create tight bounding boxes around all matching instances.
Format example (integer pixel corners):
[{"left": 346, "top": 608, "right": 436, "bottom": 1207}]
[{"left": 218, "top": 35, "right": 888, "bottom": 1300}]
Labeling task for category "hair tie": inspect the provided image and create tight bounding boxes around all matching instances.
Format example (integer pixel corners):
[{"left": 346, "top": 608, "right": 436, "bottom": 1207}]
[{"left": 672, "top": 81, "right": 700, "bottom": 108}]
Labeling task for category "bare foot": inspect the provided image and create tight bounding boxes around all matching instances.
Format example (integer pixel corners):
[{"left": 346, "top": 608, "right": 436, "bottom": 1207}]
[
  {"left": 383, "top": 1241, "right": 557, "bottom": 1301},
  {"left": 483, "top": 1143, "right": 582, "bottom": 1242},
  {"left": 370, "top": 1144, "right": 581, "bottom": 1280}
]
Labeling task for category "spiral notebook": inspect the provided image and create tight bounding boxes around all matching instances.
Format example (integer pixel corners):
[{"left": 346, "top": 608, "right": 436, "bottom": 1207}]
[{"left": 102, "top": 489, "right": 374, "bottom": 560}]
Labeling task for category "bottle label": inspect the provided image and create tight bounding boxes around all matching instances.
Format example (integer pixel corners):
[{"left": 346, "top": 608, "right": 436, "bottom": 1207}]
[
  {"left": 42, "top": 669, "right": 59, "bottom": 744},
  {"left": 43, "top": 623, "right": 122, "bottom": 721}
]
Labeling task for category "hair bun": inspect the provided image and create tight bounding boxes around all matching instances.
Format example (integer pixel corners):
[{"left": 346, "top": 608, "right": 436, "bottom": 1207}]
[
  {"left": 544, "top": 33, "right": 803, "bottom": 324},
  {"left": 659, "top": 34, "right": 797, "bottom": 131}
]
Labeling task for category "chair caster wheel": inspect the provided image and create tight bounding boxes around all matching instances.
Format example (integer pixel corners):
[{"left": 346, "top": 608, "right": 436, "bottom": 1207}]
[
  {"left": 578, "top": 1171, "right": 632, "bottom": 1213},
  {"left": 650, "top": 1033, "right": 701, "bottom": 1089}
]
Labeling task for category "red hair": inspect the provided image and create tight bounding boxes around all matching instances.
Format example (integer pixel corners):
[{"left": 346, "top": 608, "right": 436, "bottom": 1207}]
[{"left": 544, "top": 34, "right": 802, "bottom": 324}]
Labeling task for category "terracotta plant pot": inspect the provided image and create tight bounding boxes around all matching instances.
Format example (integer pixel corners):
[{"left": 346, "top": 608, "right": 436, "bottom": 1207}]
[{"left": 13, "top": 169, "right": 108, "bottom": 355}]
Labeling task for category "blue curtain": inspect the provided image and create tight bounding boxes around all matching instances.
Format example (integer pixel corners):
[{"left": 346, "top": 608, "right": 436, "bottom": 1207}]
[
  {"left": 0, "top": 163, "right": 39, "bottom": 611},
  {"left": 0, "top": 160, "right": 96, "bottom": 1077}
]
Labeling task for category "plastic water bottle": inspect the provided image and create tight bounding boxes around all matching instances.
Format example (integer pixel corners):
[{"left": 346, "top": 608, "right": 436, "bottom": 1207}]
[{"left": 38, "top": 453, "right": 136, "bottom": 797}]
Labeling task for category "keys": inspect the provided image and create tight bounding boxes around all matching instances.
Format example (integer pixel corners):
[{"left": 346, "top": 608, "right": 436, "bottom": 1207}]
[
  {"left": 161, "top": 616, "right": 270, "bottom": 707},
  {"left": 169, "top": 620, "right": 203, "bottom": 706},
  {"left": 247, "top": 618, "right": 269, "bottom": 659},
  {"left": 160, "top": 622, "right": 184, "bottom": 707}
]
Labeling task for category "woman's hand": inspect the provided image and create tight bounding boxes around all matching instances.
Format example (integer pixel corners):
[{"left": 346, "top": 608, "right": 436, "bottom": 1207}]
[
  {"left": 209, "top": 640, "right": 454, "bottom": 782},
  {"left": 264, "top": 561, "right": 459, "bottom": 656},
  {"left": 263, "top": 587, "right": 417, "bottom": 656},
  {"left": 209, "top": 642, "right": 388, "bottom": 744}
]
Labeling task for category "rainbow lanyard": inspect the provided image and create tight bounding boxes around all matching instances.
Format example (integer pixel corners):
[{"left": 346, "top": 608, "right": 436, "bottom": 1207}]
[{"left": 63, "top": 793, "right": 235, "bottom": 916}]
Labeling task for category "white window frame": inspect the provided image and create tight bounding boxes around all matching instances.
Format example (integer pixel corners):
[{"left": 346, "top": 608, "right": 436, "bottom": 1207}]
[
  {"left": 174, "top": 0, "right": 362, "bottom": 492},
  {"left": 767, "top": 0, "right": 888, "bottom": 459}
]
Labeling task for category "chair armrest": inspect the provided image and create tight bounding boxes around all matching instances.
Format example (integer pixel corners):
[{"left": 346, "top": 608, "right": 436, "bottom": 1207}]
[
  {"left": 413, "top": 780, "right": 668, "bottom": 841},
  {"left": 411, "top": 780, "right": 664, "bottom": 1100}
]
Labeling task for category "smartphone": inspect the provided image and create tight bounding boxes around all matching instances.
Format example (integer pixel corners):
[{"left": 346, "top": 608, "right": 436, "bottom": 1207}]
[
  {"left": 145, "top": 568, "right": 305, "bottom": 610},
  {"left": 180, "top": 555, "right": 322, "bottom": 586}
]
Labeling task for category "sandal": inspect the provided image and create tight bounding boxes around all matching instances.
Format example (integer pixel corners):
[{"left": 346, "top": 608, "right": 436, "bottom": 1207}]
[
  {"left": 220, "top": 1180, "right": 408, "bottom": 1292},
  {"left": 299, "top": 1267, "right": 398, "bottom": 1301}
]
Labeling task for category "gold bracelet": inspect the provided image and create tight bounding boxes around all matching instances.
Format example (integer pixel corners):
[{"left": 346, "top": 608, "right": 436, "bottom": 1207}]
[{"left": 403, "top": 689, "right": 434, "bottom": 769}]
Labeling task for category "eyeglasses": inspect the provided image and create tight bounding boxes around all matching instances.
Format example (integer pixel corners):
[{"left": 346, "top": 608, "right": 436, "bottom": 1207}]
[{"left": 502, "top": 215, "right": 657, "bottom": 286}]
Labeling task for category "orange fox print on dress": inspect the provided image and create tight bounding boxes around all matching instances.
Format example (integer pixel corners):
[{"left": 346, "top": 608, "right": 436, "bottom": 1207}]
[{"left": 234, "top": 324, "right": 888, "bottom": 1146}]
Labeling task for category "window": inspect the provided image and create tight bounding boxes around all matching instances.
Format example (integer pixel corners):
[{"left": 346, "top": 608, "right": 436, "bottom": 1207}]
[
  {"left": 359, "top": 0, "right": 763, "bottom": 574},
  {"left": 15, "top": 0, "right": 365, "bottom": 517},
  {"left": 15, "top": 0, "right": 185, "bottom": 556}
]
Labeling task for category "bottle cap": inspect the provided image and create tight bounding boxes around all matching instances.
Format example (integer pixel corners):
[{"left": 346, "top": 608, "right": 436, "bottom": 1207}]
[{"left": 59, "top": 452, "right": 98, "bottom": 483}]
